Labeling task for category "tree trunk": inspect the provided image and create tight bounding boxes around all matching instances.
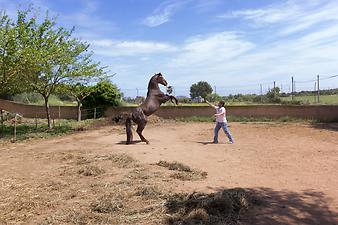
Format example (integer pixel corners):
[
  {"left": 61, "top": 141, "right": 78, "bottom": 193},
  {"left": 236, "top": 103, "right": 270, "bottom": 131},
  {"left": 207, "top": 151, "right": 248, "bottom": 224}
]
[
  {"left": 0, "top": 109, "right": 3, "bottom": 138},
  {"left": 44, "top": 96, "right": 52, "bottom": 129},
  {"left": 0, "top": 109, "right": 4, "bottom": 124},
  {"left": 77, "top": 100, "right": 81, "bottom": 122}
]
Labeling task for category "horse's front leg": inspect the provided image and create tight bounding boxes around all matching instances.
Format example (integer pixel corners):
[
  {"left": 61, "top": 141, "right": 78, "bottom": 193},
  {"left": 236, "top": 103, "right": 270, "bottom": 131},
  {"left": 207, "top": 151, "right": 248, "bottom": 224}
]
[
  {"left": 169, "top": 95, "right": 178, "bottom": 105},
  {"left": 159, "top": 94, "right": 178, "bottom": 105}
]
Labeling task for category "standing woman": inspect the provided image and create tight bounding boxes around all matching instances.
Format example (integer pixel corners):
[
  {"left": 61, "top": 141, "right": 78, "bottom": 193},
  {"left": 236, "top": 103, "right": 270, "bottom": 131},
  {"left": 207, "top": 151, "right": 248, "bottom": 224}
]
[{"left": 206, "top": 100, "right": 234, "bottom": 144}]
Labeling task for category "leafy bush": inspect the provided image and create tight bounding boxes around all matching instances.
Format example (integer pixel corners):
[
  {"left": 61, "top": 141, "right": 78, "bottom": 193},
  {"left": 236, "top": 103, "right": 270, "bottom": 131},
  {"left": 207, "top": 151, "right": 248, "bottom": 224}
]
[
  {"left": 206, "top": 93, "right": 222, "bottom": 102},
  {"left": 11, "top": 92, "right": 42, "bottom": 104},
  {"left": 83, "top": 81, "right": 122, "bottom": 108},
  {"left": 190, "top": 81, "right": 213, "bottom": 99}
]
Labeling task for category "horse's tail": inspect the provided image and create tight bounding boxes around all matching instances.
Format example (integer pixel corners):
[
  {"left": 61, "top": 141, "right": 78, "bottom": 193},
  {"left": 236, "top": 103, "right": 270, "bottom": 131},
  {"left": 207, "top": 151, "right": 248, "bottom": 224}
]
[{"left": 125, "top": 115, "right": 133, "bottom": 144}]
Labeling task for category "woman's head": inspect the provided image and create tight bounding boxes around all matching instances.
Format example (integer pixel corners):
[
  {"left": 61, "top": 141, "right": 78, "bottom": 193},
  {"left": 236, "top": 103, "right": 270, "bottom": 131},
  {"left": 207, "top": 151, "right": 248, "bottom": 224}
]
[{"left": 218, "top": 100, "right": 225, "bottom": 107}]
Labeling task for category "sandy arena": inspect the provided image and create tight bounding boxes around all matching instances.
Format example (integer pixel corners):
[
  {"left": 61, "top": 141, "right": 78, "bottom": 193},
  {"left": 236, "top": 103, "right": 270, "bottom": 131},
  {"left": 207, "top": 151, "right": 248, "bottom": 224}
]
[{"left": 0, "top": 121, "right": 337, "bottom": 224}]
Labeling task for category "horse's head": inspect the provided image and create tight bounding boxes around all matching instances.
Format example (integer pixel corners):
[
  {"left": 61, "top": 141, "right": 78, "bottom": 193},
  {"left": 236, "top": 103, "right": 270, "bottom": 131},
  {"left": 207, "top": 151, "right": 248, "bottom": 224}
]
[{"left": 153, "top": 73, "right": 168, "bottom": 86}]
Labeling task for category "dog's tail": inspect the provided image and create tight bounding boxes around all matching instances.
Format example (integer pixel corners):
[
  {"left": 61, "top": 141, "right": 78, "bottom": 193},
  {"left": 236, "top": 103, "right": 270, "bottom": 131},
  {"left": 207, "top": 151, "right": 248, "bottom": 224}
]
[{"left": 125, "top": 115, "right": 133, "bottom": 144}]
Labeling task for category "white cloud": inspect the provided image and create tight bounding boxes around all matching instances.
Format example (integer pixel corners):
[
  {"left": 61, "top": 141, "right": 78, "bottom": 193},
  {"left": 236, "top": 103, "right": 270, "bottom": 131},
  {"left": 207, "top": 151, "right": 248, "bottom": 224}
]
[
  {"left": 161, "top": 23, "right": 338, "bottom": 93},
  {"left": 218, "top": 2, "right": 301, "bottom": 25},
  {"left": 170, "top": 32, "right": 255, "bottom": 67},
  {"left": 192, "top": 0, "right": 222, "bottom": 12},
  {"left": 58, "top": 1, "right": 116, "bottom": 39},
  {"left": 102, "top": 24, "right": 338, "bottom": 95},
  {"left": 90, "top": 39, "right": 177, "bottom": 57},
  {"left": 218, "top": 0, "right": 338, "bottom": 35},
  {"left": 142, "top": 0, "right": 187, "bottom": 27}
]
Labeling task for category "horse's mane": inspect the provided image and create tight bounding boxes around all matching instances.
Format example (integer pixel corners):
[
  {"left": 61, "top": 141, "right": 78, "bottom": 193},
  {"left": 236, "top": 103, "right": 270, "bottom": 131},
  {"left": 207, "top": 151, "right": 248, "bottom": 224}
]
[{"left": 147, "top": 73, "right": 162, "bottom": 96}]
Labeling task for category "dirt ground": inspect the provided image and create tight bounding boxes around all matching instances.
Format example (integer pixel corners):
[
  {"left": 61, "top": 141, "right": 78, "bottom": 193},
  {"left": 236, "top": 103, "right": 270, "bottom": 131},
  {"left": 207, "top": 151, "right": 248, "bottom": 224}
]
[{"left": 0, "top": 121, "right": 337, "bottom": 224}]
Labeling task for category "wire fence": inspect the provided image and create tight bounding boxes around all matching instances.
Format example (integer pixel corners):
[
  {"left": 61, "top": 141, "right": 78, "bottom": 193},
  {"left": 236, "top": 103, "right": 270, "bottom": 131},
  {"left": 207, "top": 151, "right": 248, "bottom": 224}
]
[
  {"left": 0, "top": 106, "right": 105, "bottom": 142},
  {"left": 120, "top": 74, "right": 338, "bottom": 100}
]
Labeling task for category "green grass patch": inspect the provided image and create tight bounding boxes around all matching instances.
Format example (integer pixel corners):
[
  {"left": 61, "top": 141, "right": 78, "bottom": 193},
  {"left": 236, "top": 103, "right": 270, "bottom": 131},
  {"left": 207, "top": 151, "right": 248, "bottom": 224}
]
[
  {"left": 230, "top": 115, "right": 313, "bottom": 123},
  {"left": 12, "top": 93, "right": 76, "bottom": 106},
  {"left": 176, "top": 116, "right": 214, "bottom": 122},
  {"left": 0, "top": 119, "right": 102, "bottom": 142},
  {"left": 176, "top": 115, "right": 313, "bottom": 123},
  {"left": 281, "top": 95, "right": 338, "bottom": 105}
]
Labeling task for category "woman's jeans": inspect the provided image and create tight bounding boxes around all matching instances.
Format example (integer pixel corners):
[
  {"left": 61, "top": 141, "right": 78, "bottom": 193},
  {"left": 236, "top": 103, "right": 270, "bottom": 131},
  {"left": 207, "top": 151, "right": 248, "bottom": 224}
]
[{"left": 214, "top": 122, "right": 234, "bottom": 143}]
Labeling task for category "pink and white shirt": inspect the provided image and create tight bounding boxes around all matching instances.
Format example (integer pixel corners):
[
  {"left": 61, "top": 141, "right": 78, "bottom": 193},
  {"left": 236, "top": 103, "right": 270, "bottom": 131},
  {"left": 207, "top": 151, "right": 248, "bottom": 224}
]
[{"left": 216, "top": 107, "right": 227, "bottom": 123}]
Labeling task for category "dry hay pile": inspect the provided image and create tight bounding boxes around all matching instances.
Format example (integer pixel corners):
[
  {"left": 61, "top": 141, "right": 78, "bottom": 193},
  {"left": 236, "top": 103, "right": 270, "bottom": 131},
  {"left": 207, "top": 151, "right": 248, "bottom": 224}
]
[
  {"left": 1, "top": 151, "right": 258, "bottom": 225},
  {"left": 37, "top": 153, "right": 172, "bottom": 225},
  {"left": 97, "top": 153, "right": 139, "bottom": 168},
  {"left": 156, "top": 160, "right": 208, "bottom": 181},
  {"left": 165, "top": 188, "right": 252, "bottom": 225},
  {"left": 147, "top": 115, "right": 165, "bottom": 124},
  {"left": 78, "top": 165, "right": 105, "bottom": 176}
]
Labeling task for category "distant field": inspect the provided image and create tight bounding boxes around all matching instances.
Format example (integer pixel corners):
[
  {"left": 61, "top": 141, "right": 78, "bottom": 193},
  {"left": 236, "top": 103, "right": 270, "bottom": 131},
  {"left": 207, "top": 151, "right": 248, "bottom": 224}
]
[
  {"left": 30, "top": 99, "right": 77, "bottom": 106},
  {"left": 281, "top": 95, "right": 338, "bottom": 105},
  {"left": 12, "top": 94, "right": 338, "bottom": 107},
  {"left": 11, "top": 94, "right": 77, "bottom": 106}
]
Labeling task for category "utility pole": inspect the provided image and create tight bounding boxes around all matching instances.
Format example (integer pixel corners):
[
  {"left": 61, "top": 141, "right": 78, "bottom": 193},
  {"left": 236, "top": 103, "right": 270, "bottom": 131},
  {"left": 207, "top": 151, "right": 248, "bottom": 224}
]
[
  {"left": 260, "top": 84, "right": 263, "bottom": 102},
  {"left": 291, "top": 76, "right": 294, "bottom": 101},
  {"left": 273, "top": 81, "right": 276, "bottom": 98},
  {"left": 314, "top": 81, "right": 317, "bottom": 103},
  {"left": 214, "top": 86, "right": 217, "bottom": 95},
  {"left": 136, "top": 88, "right": 139, "bottom": 97},
  {"left": 317, "top": 74, "right": 320, "bottom": 103}
]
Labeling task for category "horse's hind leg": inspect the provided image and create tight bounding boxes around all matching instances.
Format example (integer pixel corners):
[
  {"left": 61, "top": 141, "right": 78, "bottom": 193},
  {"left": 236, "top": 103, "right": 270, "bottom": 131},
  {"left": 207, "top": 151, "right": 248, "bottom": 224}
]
[
  {"left": 126, "top": 116, "right": 133, "bottom": 144},
  {"left": 136, "top": 121, "right": 149, "bottom": 144}
]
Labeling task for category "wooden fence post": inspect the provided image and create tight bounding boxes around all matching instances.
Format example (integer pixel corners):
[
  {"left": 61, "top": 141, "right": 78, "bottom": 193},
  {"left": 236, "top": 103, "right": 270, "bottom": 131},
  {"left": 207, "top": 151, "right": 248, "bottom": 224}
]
[
  {"left": 0, "top": 109, "right": 3, "bottom": 124},
  {"left": 35, "top": 114, "right": 38, "bottom": 131},
  {"left": 13, "top": 116, "right": 17, "bottom": 142},
  {"left": 0, "top": 109, "right": 3, "bottom": 137},
  {"left": 94, "top": 108, "right": 97, "bottom": 119}
]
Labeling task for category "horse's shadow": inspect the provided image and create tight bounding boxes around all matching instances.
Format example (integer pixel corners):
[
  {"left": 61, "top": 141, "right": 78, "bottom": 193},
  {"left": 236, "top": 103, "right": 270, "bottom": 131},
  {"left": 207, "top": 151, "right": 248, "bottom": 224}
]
[
  {"left": 116, "top": 140, "right": 143, "bottom": 145},
  {"left": 197, "top": 141, "right": 231, "bottom": 145},
  {"left": 197, "top": 141, "right": 215, "bottom": 145}
]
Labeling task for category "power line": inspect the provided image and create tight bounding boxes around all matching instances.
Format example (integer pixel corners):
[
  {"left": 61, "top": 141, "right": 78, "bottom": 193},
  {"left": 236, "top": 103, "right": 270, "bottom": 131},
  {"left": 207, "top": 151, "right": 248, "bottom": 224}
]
[{"left": 120, "top": 74, "right": 338, "bottom": 97}]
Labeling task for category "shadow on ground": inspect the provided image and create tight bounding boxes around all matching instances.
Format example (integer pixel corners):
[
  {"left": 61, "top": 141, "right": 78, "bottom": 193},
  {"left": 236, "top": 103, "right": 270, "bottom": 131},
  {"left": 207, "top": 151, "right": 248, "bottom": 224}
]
[
  {"left": 197, "top": 141, "right": 215, "bottom": 145},
  {"left": 241, "top": 188, "right": 337, "bottom": 225},
  {"left": 166, "top": 187, "right": 337, "bottom": 225},
  {"left": 116, "top": 140, "right": 143, "bottom": 145},
  {"left": 197, "top": 141, "right": 232, "bottom": 145},
  {"left": 310, "top": 123, "right": 338, "bottom": 132}
]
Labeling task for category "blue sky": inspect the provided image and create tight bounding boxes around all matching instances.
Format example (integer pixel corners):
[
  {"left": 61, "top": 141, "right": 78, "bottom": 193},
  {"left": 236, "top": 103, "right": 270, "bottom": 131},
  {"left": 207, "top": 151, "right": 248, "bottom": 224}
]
[{"left": 1, "top": 0, "right": 338, "bottom": 97}]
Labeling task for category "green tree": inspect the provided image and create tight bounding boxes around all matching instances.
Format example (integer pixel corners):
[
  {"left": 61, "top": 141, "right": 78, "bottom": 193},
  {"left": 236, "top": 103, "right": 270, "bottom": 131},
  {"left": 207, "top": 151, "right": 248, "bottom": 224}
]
[
  {"left": 83, "top": 80, "right": 122, "bottom": 109},
  {"left": 266, "top": 87, "right": 281, "bottom": 103},
  {"left": 190, "top": 81, "right": 213, "bottom": 99},
  {"left": 206, "top": 93, "right": 222, "bottom": 102},
  {"left": 61, "top": 83, "right": 93, "bottom": 121},
  {"left": 14, "top": 8, "right": 98, "bottom": 128},
  {"left": 0, "top": 11, "right": 25, "bottom": 96},
  {"left": 63, "top": 53, "right": 107, "bottom": 121}
]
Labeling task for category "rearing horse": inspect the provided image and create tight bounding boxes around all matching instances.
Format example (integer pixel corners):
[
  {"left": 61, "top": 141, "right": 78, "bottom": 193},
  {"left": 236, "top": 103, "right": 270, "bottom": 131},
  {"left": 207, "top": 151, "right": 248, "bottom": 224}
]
[{"left": 126, "top": 73, "right": 178, "bottom": 144}]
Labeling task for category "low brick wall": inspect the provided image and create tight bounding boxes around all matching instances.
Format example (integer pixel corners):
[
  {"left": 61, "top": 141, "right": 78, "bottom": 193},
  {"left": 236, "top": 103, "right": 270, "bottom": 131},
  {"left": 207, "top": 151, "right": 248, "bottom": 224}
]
[
  {"left": 0, "top": 99, "right": 82, "bottom": 119},
  {"left": 107, "top": 105, "right": 338, "bottom": 122},
  {"left": 2, "top": 98, "right": 338, "bottom": 122}
]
